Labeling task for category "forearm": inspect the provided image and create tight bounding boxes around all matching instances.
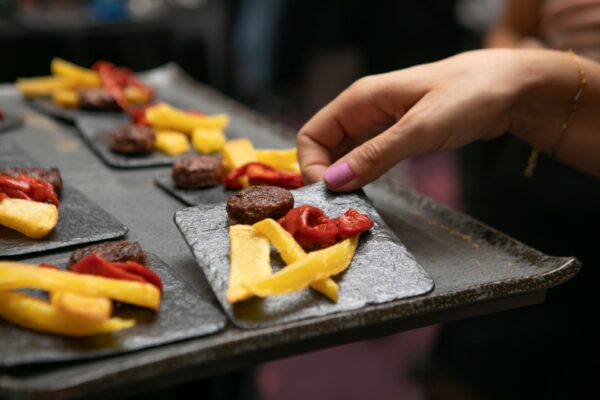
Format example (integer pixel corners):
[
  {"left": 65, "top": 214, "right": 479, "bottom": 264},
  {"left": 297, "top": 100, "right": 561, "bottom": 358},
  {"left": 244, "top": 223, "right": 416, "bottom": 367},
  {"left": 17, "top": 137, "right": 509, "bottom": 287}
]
[{"left": 512, "top": 50, "right": 600, "bottom": 177}]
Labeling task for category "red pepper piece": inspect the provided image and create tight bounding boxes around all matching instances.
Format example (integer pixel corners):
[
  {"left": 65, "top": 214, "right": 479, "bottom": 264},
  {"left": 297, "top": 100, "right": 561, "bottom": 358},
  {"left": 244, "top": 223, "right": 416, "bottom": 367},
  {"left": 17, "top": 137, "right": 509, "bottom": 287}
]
[
  {"left": 69, "top": 254, "right": 163, "bottom": 292},
  {"left": 111, "top": 261, "right": 163, "bottom": 293},
  {"left": 335, "top": 208, "right": 374, "bottom": 239},
  {"left": 0, "top": 174, "right": 59, "bottom": 207},
  {"left": 92, "top": 61, "right": 154, "bottom": 112},
  {"left": 223, "top": 162, "right": 304, "bottom": 190}
]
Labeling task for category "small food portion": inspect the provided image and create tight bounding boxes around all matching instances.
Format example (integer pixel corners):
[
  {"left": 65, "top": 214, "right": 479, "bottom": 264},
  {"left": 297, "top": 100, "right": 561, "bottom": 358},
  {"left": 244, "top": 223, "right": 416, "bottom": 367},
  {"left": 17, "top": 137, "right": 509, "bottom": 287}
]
[
  {"left": 221, "top": 138, "right": 257, "bottom": 172},
  {"left": 256, "top": 149, "right": 301, "bottom": 172},
  {"left": 79, "top": 88, "right": 120, "bottom": 111},
  {"left": 109, "top": 124, "right": 156, "bottom": 155},
  {"left": 68, "top": 240, "right": 147, "bottom": 267},
  {"left": 192, "top": 128, "right": 226, "bottom": 154},
  {"left": 153, "top": 131, "right": 190, "bottom": 156},
  {"left": 172, "top": 155, "right": 223, "bottom": 189},
  {"left": 2, "top": 166, "right": 63, "bottom": 194},
  {"left": 16, "top": 58, "right": 153, "bottom": 111},
  {"left": 227, "top": 224, "right": 271, "bottom": 303},
  {"left": 226, "top": 185, "right": 294, "bottom": 225},
  {"left": 278, "top": 206, "right": 374, "bottom": 251},
  {"left": 0, "top": 172, "right": 61, "bottom": 238}
]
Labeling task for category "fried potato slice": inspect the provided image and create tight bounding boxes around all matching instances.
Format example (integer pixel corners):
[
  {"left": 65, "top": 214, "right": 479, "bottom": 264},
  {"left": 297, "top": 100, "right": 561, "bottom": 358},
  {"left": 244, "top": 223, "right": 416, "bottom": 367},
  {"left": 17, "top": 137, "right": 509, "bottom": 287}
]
[
  {"left": 0, "top": 198, "right": 58, "bottom": 239},
  {"left": 221, "top": 138, "right": 256, "bottom": 172},
  {"left": 146, "top": 103, "right": 229, "bottom": 135},
  {"left": 53, "top": 89, "right": 79, "bottom": 108},
  {"left": 16, "top": 76, "right": 79, "bottom": 97},
  {"left": 256, "top": 149, "right": 300, "bottom": 172},
  {"left": 246, "top": 236, "right": 358, "bottom": 297},
  {"left": 51, "top": 292, "right": 112, "bottom": 321},
  {"left": 0, "top": 262, "right": 161, "bottom": 310},
  {"left": 51, "top": 58, "right": 100, "bottom": 87},
  {"left": 153, "top": 130, "right": 190, "bottom": 156},
  {"left": 192, "top": 128, "right": 226, "bottom": 154},
  {"left": 252, "top": 218, "right": 339, "bottom": 302},
  {"left": 0, "top": 291, "right": 133, "bottom": 337},
  {"left": 227, "top": 225, "right": 271, "bottom": 304},
  {"left": 124, "top": 86, "right": 152, "bottom": 105}
]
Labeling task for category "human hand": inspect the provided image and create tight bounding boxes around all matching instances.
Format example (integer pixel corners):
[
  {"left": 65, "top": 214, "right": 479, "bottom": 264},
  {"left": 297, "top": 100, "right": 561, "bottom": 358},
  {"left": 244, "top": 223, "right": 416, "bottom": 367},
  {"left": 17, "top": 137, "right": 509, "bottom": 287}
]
[
  {"left": 297, "top": 50, "right": 541, "bottom": 191},
  {"left": 541, "top": 0, "right": 600, "bottom": 61}
]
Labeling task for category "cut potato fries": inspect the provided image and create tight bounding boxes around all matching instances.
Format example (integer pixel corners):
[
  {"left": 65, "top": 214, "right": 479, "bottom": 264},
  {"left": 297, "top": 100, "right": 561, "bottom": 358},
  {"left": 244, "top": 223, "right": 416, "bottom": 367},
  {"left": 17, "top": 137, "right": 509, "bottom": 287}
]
[
  {"left": 0, "top": 262, "right": 161, "bottom": 309},
  {"left": 246, "top": 236, "right": 358, "bottom": 297},
  {"left": 51, "top": 292, "right": 112, "bottom": 321},
  {"left": 221, "top": 139, "right": 257, "bottom": 172},
  {"left": 154, "top": 131, "right": 190, "bottom": 156},
  {"left": 51, "top": 58, "right": 100, "bottom": 87},
  {"left": 192, "top": 128, "right": 226, "bottom": 154},
  {"left": 53, "top": 89, "right": 79, "bottom": 108},
  {"left": 252, "top": 218, "right": 338, "bottom": 301},
  {"left": 0, "top": 291, "right": 134, "bottom": 337},
  {"left": 146, "top": 103, "right": 229, "bottom": 135},
  {"left": 256, "top": 149, "right": 300, "bottom": 173},
  {"left": 0, "top": 198, "right": 58, "bottom": 238},
  {"left": 16, "top": 76, "right": 80, "bottom": 97},
  {"left": 227, "top": 225, "right": 272, "bottom": 304}
]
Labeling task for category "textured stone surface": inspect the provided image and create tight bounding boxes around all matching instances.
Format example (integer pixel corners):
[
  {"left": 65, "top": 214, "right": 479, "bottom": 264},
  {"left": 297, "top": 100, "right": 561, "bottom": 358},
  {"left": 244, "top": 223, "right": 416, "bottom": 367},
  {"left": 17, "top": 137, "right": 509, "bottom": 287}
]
[
  {"left": 155, "top": 172, "right": 235, "bottom": 206},
  {"left": 0, "top": 143, "right": 128, "bottom": 256},
  {"left": 175, "top": 182, "right": 435, "bottom": 329},
  {"left": 0, "top": 252, "right": 226, "bottom": 367},
  {"left": 0, "top": 113, "right": 23, "bottom": 133}
]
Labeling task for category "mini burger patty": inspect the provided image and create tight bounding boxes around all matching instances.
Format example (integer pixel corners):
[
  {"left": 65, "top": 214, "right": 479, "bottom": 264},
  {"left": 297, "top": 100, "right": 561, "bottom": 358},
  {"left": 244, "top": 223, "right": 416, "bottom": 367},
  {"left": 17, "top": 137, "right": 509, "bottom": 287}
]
[
  {"left": 226, "top": 185, "right": 294, "bottom": 225},
  {"left": 2, "top": 166, "right": 63, "bottom": 194},
  {"left": 68, "top": 240, "right": 146, "bottom": 267},
  {"left": 109, "top": 124, "right": 155, "bottom": 154},
  {"left": 78, "top": 88, "right": 120, "bottom": 111},
  {"left": 172, "top": 155, "right": 223, "bottom": 189}
]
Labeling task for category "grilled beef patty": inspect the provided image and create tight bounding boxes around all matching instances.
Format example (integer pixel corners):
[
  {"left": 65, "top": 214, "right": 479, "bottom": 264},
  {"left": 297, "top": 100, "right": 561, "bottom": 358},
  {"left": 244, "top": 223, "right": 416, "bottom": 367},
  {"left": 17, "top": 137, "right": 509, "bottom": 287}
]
[{"left": 226, "top": 185, "right": 294, "bottom": 225}]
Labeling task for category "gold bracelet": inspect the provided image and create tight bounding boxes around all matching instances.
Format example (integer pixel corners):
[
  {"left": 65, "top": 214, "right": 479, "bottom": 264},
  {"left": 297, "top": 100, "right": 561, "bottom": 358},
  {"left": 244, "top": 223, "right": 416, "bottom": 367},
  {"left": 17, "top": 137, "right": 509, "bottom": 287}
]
[{"left": 524, "top": 49, "right": 587, "bottom": 178}]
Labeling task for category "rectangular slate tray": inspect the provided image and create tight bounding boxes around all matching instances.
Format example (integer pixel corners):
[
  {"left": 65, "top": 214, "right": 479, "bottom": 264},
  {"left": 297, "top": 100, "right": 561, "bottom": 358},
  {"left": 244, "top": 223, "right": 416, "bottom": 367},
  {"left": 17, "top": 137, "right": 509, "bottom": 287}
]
[
  {"left": 0, "top": 252, "right": 227, "bottom": 367},
  {"left": 155, "top": 172, "right": 236, "bottom": 206},
  {"left": 27, "top": 98, "right": 124, "bottom": 123},
  {"left": 175, "top": 182, "right": 434, "bottom": 329},
  {"left": 0, "top": 142, "right": 128, "bottom": 256}
]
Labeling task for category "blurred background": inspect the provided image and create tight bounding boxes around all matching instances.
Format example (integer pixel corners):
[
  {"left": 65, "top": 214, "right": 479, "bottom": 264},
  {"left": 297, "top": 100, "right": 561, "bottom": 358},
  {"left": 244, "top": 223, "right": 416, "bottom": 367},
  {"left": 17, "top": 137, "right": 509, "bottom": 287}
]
[{"left": 0, "top": 1, "right": 504, "bottom": 399}]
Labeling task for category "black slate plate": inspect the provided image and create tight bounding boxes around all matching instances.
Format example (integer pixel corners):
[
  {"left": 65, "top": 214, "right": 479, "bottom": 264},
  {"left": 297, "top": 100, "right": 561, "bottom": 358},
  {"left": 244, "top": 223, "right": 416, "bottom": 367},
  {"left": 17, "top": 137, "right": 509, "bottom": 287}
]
[
  {"left": 155, "top": 172, "right": 236, "bottom": 206},
  {"left": 175, "top": 182, "right": 434, "bottom": 329},
  {"left": 28, "top": 98, "right": 123, "bottom": 123},
  {"left": 0, "top": 113, "right": 23, "bottom": 133},
  {"left": 0, "top": 252, "right": 227, "bottom": 367},
  {"left": 76, "top": 115, "right": 206, "bottom": 169},
  {"left": 0, "top": 143, "right": 128, "bottom": 256}
]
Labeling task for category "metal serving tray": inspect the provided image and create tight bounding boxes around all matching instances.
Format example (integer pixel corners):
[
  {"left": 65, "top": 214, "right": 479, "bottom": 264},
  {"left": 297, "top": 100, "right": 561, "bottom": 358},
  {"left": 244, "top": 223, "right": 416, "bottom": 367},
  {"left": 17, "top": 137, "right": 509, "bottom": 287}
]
[{"left": 0, "top": 65, "right": 580, "bottom": 400}]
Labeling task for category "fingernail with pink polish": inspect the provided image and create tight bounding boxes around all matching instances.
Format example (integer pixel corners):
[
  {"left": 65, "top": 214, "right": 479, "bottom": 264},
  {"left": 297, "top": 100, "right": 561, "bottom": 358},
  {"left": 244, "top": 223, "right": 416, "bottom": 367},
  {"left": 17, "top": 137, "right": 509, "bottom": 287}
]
[{"left": 324, "top": 162, "right": 354, "bottom": 189}]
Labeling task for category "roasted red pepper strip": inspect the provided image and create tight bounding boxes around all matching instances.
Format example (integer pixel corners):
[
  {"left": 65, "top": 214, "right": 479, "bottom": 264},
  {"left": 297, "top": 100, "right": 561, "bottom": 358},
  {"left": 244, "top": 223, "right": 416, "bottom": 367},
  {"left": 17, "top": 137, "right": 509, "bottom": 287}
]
[
  {"left": 223, "top": 162, "right": 304, "bottom": 190},
  {"left": 92, "top": 61, "right": 153, "bottom": 112},
  {"left": 279, "top": 205, "right": 374, "bottom": 250},
  {"left": 70, "top": 254, "right": 163, "bottom": 292},
  {"left": 0, "top": 174, "right": 59, "bottom": 207}
]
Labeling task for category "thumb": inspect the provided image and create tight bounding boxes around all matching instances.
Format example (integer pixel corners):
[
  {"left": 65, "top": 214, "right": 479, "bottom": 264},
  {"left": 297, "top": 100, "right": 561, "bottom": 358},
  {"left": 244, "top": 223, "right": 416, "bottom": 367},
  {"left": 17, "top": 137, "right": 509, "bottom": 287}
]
[{"left": 323, "top": 117, "right": 421, "bottom": 191}]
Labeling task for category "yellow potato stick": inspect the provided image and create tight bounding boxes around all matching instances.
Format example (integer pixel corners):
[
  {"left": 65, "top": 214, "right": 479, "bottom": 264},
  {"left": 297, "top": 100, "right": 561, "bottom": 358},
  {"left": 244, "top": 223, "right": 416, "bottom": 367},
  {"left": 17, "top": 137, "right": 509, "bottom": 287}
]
[
  {"left": 252, "top": 218, "right": 339, "bottom": 301},
  {"left": 153, "top": 130, "right": 190, "bottom": 156},
  {"left": 256, "top": 149, "right": 300, "bottom": 172},
  {"left": 0, "top": 198, "right": 58, "bottom": 239},
  {"left": 227, "top": 225, "right": 271, "bottom": 304},
  {"left": 220, "top": 139, "right": 256, "bottom": 172},
  {"left": 16, "top": 76, "right": 79, "bottom": 97},
  {"left": 246, "top": 236, "right": 358, "bottom": 297},
  {"left": 52, "top": 89, "right": 79, "bottom": 108},
  {"left": 51, "top": 58, "right": 100, "bottom": 87},
  {"left": 124, "top": 86, "right": 152, "bottom": 105},
  {"left": 51, "top": 292, "right": 112, "bottom": 321},
  {"left": 0, "top": 262, "right": 161, "bottom": 310},
  {"left": 192, "top": 128, "right": 226, "bottom": 154},
  {"left": 0, "top": 291, "right": 134, "bottom": 337},
  {"left": 146, "top": 103, "right": 229, "bottom": 134}
]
